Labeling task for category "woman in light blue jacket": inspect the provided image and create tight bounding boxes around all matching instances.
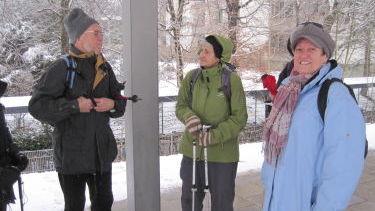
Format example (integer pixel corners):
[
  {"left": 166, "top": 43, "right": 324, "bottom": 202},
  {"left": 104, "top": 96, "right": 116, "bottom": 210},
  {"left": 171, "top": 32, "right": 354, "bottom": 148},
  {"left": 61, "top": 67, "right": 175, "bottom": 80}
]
[{"left": 261, "top": 22, "right": 366, "bottom": 211}]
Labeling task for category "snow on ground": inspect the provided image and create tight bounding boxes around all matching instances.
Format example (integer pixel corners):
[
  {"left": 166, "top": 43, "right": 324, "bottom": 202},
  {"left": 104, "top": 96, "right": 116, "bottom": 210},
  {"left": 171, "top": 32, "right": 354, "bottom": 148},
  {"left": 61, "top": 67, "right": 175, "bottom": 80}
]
[
  {"left": 0, "top": 96, "right": 30, "bottom": 107},
  {"left": 367, "top": 124, "right": 375, "bottom": 150},
  {"left": 7, "top": 124, "right": 375, "bottom": 211}
]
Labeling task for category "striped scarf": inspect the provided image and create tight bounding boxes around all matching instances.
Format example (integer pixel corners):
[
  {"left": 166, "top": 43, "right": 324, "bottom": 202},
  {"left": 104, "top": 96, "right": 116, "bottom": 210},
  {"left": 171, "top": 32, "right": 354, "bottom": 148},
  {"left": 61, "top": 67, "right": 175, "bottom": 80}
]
[
  {"left": 262, "top": 69, "right": 317, "bottom": 166},
  {"left": 68, "top": 50, "right": 106, "bottom": 90}
]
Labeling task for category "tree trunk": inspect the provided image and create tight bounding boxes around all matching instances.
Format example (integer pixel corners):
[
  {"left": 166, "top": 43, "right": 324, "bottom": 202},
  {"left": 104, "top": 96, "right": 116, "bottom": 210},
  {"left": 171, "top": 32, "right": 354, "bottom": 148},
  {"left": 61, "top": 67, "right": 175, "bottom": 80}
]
[
  {"left": 294, "top": 0, "right": 300, "bottom": 24},
  {"left": 361, "top": 28, "right": 372, "bottom": 97},
  {"left": 167, "top": 0, "right": 185, "bottom": 86},
  {"left": 60, "top": 0, "right": 71, "bottom": 54},
  {"left": 323, "top": 0, "right": 339, "bottom": 32},
  {"left": 226, "top": 0, "right": 239, "bottom": 54},
  {"left": 364, "top": 28, "right": 371, "bottom": 77},
  {"left": 174, "top": 27, "right": 184, "bottom": 86}
]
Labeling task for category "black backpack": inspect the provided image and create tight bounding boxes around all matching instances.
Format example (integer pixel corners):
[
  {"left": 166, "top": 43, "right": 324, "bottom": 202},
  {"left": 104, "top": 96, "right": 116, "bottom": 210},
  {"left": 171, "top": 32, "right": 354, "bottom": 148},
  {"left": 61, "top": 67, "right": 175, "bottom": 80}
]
[
  {"left": 317, "top": 78, "right": 369, "bottom": 159},
  {"left": 188, "top": 63, "right": 235, "bottom": 110}
]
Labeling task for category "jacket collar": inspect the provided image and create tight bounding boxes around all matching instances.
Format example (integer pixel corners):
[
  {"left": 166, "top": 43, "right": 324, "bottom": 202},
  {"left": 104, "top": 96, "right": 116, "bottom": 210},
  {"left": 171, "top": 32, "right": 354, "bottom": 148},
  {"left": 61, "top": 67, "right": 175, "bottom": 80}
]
[
  {"left": 281, "top": 60, "right": 343, "bottom": 94},
  {"left": 69, "top": 44, "right": 83, "bottom": 55},
  {"left": 201, "top": 64, "right": 222, "bottom": 77},
  {"left": 302, "top": 60, "right": 343, "bottom": 93}
]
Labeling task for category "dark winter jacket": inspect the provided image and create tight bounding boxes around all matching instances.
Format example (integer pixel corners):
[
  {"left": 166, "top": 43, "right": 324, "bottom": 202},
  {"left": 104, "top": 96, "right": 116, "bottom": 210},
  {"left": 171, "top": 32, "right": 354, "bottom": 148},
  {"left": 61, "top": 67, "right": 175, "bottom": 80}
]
[
  {"left": 0, "top": 80, "right": 28, "bottom": 206},
  {"left": 28, "top": 46, "right": 126, "bottom": 174},
  {"left": 0, "top": 104, "right": 19, "bottom": 204},
  {"left": 276, "top": 60, "right": 293, "bottom": 88}
]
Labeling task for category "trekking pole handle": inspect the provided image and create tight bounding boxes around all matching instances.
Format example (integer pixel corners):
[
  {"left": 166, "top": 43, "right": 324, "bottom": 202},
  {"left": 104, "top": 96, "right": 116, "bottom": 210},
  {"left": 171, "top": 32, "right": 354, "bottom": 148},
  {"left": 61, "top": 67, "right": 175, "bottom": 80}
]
[
  {"left": 201, "top": 124, "right": 212, "bottom": 133},
  {"left": 116, "top": 94, "right": 142, "bottom": 103}
]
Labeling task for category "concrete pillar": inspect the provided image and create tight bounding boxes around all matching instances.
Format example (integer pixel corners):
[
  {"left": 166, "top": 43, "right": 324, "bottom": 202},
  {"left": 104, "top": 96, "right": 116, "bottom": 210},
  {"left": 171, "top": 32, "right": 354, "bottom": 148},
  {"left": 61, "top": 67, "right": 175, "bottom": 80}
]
[{"left": 122, "top": 0, "right": 160, "bottom": 210}]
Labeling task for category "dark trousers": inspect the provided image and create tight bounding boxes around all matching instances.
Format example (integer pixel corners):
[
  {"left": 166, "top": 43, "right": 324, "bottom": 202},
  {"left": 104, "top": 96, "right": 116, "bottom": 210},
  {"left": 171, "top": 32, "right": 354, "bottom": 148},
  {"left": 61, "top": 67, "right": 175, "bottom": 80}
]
[
  {"left": 0, "top": 202, "right": 6, "bottom": 211},
  {"left": 58, "top": 170, "right": 113, "bottom": 211},
  {"left": 180, "top": 156, "right": 238, "bottom": 211},
  {"left": 0, "top": 189, "right": 11, "bottom": 211}
]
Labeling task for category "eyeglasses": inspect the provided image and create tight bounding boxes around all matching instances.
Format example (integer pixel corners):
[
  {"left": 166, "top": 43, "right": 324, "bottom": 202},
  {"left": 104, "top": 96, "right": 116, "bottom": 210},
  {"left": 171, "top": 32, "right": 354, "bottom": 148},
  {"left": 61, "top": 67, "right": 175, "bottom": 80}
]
[
  {"left": 298, "top": 21, "right": 323, "bottom": 29},
  {"left": 85, "top": 30, "right": 104, "bottom": 37}
]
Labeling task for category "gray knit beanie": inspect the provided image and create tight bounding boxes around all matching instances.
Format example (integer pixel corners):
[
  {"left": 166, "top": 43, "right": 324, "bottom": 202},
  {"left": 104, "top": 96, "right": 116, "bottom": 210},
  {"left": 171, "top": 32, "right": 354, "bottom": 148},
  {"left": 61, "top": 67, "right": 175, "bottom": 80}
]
[
  {"left": 64, "top": 8, "right": 98, "bottom": 44},
  {"left": 290, "top": 22, "right": 335, "bottom": 58}
]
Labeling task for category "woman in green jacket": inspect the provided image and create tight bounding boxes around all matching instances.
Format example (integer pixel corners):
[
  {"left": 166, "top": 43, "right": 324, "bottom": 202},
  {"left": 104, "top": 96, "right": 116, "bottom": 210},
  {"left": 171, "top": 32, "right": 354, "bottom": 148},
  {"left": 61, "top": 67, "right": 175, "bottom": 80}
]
[{"left": 176, "top": 34, "right": 248, "bottom": 211}]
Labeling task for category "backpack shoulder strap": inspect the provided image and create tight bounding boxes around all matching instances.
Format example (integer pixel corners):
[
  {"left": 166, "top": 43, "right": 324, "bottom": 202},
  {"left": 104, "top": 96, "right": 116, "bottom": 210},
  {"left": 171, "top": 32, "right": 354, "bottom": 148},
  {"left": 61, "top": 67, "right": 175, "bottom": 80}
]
[
  {"left": 221, "top": 64, "right": 236, "bottom": 115},
  {"left": 190, "top": 68, "right": 202, "bottom": 86},
  {"left": 318, "top": 78, "right": 357, "bottom": 121},
  {"left": 317, "top": 78, "right": 368, "bottom": 158},
  {"left": 188, "top": 65, "right": 234, "bottom": 109},
  {"left": 61, "top": 54, "right": 77, "bottom": 89},
  {"left": 221, "top": 65, "right": 233, "bottom": 100},
  {"left": 188, "top": 68, "right": 202, "bottom": 108},
  {"left": 221, "top": 63, "right": 236, "bottom": 99}
]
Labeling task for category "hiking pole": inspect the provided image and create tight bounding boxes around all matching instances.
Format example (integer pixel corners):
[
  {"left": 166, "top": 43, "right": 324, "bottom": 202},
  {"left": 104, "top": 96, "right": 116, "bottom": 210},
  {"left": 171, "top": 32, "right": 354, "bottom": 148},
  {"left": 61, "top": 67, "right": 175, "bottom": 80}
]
[
  {"left": 18, "top": 175, "right": 24, "bottom": 211},
  {"left": 116, "top": 94, "right": 142, "bottom": 103},
  {"left": 191, "top": 137, "right": 197, "bottom": 211},
  {"left": 201, "top": 125, "right": 212, "bottom": 211}
]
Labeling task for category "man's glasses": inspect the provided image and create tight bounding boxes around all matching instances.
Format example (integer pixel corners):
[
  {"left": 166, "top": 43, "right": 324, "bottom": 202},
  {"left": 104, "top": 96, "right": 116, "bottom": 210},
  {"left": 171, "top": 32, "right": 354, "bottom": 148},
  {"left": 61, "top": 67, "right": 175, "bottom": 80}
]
[{"left": 85, "top": 30, "right": 104, "bottom": 37}]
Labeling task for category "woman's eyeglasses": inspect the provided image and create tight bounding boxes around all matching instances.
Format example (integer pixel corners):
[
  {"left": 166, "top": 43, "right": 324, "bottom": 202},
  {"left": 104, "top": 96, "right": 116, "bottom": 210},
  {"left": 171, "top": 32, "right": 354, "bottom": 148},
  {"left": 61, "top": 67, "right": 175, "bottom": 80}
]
[{"left": 298, "top": 21, "right": 323, "bottom": 29}]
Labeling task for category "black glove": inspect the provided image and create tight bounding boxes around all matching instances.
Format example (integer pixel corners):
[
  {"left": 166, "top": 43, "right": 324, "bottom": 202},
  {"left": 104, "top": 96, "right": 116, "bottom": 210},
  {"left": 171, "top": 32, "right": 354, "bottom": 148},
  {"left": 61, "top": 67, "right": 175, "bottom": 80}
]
[
  {"left": 0, "top": 167, "right": 20, "bottom": 188},
  {"left": 14, "top": 153, "right": 29, "bottom": 171}
]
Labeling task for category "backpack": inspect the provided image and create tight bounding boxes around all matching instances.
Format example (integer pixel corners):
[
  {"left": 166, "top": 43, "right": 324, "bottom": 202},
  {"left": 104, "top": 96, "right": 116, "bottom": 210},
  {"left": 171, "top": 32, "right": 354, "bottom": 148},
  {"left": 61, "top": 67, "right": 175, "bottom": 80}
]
[
  {"left": 317, "top": 78, "right": 369, "bottom": 159},
  {"left": 188, "top": 63, "right": 235, "bottom": 110},
  {"left": 61, "top": 54, "right": 77, "bottom": 89}
]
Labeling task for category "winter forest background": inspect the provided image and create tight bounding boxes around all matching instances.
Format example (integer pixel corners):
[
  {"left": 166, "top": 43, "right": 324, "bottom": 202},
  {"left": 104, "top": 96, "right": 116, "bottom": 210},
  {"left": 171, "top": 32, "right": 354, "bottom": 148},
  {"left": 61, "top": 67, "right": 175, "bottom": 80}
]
[{"left": 0, "top": 0, "right": 374, "bottom": 156}]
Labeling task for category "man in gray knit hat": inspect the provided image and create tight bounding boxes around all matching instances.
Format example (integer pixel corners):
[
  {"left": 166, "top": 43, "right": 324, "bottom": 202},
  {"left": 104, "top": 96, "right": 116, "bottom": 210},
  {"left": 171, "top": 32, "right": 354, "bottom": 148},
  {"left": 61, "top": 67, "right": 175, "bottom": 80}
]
[
  {"left": 64, "top": 8, "right": 98, "bottom": 44},
  {"left": 29, "top": 8, "right": 126, "bottom": 211},
  {"left": 261, "top": 21, "right": 366, "bottom": 211},
  {"left": 63, "top": 8, "right": 103, "bottom": 54}
]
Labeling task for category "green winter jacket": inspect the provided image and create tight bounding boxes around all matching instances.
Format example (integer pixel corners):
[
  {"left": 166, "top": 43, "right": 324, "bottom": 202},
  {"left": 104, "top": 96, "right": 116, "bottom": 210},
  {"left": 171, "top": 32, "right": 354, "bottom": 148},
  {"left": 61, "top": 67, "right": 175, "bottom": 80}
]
[{"left": 176, "top": 63, "right": 248, "bottom": 162}]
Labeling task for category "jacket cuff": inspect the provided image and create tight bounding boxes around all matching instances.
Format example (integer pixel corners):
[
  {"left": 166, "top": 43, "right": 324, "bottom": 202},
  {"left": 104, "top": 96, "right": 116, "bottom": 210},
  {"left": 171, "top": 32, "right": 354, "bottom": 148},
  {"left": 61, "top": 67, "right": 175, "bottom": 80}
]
[
  {"left": 108, "top": 100, "right": 116, "bottom": 113},
  {"left": 183, "top": 112, "right": 196, "bottom": 122},
  {"left": 71, "top": 100, "right": 80, "bottom": 113}
]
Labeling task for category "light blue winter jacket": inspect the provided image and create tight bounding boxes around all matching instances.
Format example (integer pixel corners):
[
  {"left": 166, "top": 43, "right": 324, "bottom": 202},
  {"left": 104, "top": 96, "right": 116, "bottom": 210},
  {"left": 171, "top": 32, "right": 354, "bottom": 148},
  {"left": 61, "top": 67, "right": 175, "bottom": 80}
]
[{"left": 261, "top": 61, "right": 366, "bottom": 211}]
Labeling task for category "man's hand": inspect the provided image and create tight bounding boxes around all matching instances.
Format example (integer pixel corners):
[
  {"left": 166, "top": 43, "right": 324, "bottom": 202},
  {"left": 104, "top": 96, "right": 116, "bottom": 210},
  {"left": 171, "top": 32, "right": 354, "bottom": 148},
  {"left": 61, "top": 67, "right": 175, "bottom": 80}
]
[
  {"left": 94, "top": 98, "right": 115, "bottom": 112},
  {"left": 77, "top": 96, "right": 94, "bottom": 113},
  {"left": 14, "top": 153, "right": 29, "bottom": 171}
]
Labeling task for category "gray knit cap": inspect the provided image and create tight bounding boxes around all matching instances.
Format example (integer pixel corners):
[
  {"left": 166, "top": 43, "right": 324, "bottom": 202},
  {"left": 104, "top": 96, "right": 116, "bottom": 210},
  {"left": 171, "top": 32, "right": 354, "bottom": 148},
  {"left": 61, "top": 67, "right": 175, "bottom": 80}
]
[
  {"left": 64, "top": 8, "right": 98, "bottom": 44},
  {"left": 290, "top": 22, "right": 335, "bottom": 58}
]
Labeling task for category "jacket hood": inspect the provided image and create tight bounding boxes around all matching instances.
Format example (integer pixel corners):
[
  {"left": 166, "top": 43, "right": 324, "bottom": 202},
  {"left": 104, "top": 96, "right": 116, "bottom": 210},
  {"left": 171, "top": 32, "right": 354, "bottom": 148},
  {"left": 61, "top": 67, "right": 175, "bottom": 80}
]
[{"left": 213, "top": 35, "right": 234, "bottom": 63}]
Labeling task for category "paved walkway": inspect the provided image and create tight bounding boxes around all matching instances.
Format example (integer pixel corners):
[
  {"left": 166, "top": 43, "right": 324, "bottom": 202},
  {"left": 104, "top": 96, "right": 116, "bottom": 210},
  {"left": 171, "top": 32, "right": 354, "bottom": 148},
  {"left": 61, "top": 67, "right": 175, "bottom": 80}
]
[{"left": 112, "top": 150, "right": 375, "bottom": 211}]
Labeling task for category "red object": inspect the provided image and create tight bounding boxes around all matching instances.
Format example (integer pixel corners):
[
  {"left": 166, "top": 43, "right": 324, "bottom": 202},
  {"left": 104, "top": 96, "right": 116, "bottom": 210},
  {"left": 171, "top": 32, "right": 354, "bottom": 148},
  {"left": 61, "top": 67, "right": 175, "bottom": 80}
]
[
  {"left": 261, "top": 74, "right": 278, "bottom": 96},
  {"left": 115, "top": 94, "right": 141, "bottom": 102},
  {"left": 115, "top": 95, "right": 129, "bottom": 101}
]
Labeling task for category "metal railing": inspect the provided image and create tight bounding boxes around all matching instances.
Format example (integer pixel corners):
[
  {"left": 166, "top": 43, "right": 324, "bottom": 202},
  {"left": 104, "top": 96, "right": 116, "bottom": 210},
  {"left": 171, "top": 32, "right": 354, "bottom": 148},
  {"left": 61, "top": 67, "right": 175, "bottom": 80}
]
[{"left": 3, "top": 82, "right": 375, "bottom": 173}]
